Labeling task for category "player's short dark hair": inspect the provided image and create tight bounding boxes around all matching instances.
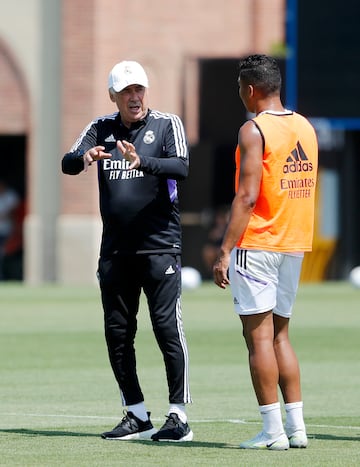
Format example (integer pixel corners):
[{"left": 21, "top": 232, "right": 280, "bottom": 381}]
[{"left": 238, "top": 54, "right": 281, "bottom": 95}]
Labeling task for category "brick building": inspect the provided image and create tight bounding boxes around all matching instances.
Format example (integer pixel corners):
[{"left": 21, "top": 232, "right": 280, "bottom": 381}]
[{"left": 0, "top": 0, "right": 285, "bottom": 283}]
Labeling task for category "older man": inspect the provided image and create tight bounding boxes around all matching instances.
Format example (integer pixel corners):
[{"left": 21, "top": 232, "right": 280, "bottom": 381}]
[{"left": 62, "top": 61, "right": 192, "bottom": 442}]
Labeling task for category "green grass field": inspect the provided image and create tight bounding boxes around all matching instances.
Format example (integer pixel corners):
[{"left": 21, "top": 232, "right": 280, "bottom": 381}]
[{"left": 1, "top": 281, "right": 359, "bottom": 466}]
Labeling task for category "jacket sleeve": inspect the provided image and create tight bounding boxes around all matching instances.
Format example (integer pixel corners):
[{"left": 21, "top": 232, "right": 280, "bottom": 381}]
[
  {"left": 61, "top": 150, "right": 85, "bottom": 175},
  {"left": 139, "top": 114, "right": 189, "bottom": 180},
  {"left": 61, "top": 121, "right": 97, "bottom": 175},
  {"left": 139, "top": 155, "right": 189, "bottom": 180}
]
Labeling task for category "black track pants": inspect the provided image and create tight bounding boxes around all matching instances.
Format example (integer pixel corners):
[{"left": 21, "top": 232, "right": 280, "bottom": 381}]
[{"left": 97, "top": 253, "right": 191, "bottom": 406}]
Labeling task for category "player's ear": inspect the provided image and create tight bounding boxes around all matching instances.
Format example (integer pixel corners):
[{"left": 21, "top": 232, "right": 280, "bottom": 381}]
[
  {"left": 248, "top": 84, "right": 255, "bottom": 97},
  {"left": 109, "top": 90, "right": 116, "bottom": 102}
]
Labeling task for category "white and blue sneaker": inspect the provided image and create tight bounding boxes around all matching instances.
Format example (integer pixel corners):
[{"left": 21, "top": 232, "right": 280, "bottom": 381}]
[{"left": 239, "top": 431, "right": 289, "bottom": 450}]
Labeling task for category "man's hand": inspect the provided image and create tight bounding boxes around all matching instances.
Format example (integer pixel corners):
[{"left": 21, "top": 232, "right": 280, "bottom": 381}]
[
  {"left": 83, "top": 146, "right": 111, "bottom": 172},
  {"left": 213, "top": 251, "right": 231, "bottom": 289},
  {"left": 117, "top": 140, "right": 140, "bottom": 169}
]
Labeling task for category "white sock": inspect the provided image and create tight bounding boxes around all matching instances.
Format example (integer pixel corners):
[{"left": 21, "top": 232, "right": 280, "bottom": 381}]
[
  {"left": 169, "top": 403, "right": 187, "bottom": 423},
  {"left": 127, "top": 402, "right": 148, "bottom": 422},
  {"left": 285, "top": 401, "right": 306, "bottom": 434},
  {"left": 259, "top": 402, "right": 284, "bottom": 437}
]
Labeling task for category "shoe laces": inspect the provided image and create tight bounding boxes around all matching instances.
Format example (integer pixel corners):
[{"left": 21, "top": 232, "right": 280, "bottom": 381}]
[
  {"left": 116, "top": 410, "right": 138, "bottom": 430},
  {"left": 163, "top": 413, "right": 181, "bottom": 428}
]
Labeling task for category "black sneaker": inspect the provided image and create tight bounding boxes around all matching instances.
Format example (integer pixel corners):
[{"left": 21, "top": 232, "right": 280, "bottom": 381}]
[
  {"left": 151, "top": 413, "right": 193, "bottom": 442},
  {"left": 101, "top": 411, "right": 157, "bottom": 440}
]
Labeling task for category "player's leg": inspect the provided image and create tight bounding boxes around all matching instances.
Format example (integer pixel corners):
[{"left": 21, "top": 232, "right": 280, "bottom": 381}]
[
  {"left": 98, "top": 256, "right": 156, "bottom": 440},
  {"left": 273, "top": 254, "right": 307, "bottom": 447},
  {"left": 240, "top": 311, "right": 279, "bottom": 405},
  {"left": 143, "top": 253, "right": 193, "bottom": 441},
  {"left": 230, "top": 249, "right": 288, "bottom": 450},
  {"left": 273, "top": 314, "right": 307, "bottom": 447},
  {"left": 273, "top": 314, "right": 301, "bottom": 402},
  {"left": 230, "top": 249, "right": 281, "bottom": 404},
  {"left": 98, "top": 255, "right": 143, "bottom": 403},
  {"left": 239, "top": 312, "right": 288, "bottom": 450}
]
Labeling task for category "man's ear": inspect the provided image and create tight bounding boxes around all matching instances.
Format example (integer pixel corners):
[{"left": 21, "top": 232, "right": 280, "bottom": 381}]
[
  {"left": 248, "top": 84, "right": 255, "bottom": 97},
  {"left": 109, "top": 90, "right": 116, "bottom": 102}
]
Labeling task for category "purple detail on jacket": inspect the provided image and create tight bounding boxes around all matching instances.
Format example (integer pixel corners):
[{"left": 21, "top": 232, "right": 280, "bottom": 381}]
[{"left": 167, "top": 179, "right": 177, "bottom": 202}]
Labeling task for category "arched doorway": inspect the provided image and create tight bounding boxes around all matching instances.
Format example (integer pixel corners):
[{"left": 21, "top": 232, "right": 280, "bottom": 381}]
[{"left": 0, "top": 39, "right": 29, "bottom": 280}]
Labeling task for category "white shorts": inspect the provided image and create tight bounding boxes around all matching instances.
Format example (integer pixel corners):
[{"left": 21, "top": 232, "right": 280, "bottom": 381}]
[{"left": 229, "top": 249, "right": 303, "bottom": 318}]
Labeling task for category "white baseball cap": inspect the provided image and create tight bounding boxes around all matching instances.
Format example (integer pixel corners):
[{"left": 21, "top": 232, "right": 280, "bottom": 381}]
[{"left": 108, "top": 60, "right": 149, "bottom": 92}]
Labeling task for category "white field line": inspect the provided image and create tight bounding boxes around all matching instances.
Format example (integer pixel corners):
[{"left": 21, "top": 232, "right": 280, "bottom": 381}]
[{"left": 1, "top": 413, "right": 359, "bottom": 430}]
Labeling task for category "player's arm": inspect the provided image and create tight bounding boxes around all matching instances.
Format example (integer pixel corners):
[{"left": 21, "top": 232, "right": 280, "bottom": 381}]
[
  {"left": 213, "top": 120, "right": 263, "bottom": 289},
  {"left": 62, "top": 122, "right": 111, "bottom": 175}
]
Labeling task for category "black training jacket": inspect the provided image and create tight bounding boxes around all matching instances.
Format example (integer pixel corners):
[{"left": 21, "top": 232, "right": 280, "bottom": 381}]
[{"left": 62, "top": 109, "right": 189, "bottom": 257}]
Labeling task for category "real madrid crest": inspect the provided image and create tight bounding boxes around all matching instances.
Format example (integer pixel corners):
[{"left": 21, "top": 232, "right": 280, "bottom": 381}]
[{"left": 143, "top": 130, "right": 155, "bottom": 144}]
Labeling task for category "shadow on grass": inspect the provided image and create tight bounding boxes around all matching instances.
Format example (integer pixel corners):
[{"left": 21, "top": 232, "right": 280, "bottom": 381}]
[
  {"left": 0, "top": 428, "right": 237, "bottom": 448},
  {"left": 0, "top": 428, "right": 98, "bottom": 437},
  {"left": 3, "top": 429, "right": 359, "bottom": 446},
  {"left": 137, "top": 440, "right": 237, "bottom": 449},
  {"left": 309, "top": 433, "right": 360, "bottom": 442}
]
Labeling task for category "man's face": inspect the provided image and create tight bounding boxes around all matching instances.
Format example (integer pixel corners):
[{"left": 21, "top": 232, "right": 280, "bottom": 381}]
[{"left": 110, "top": 84, "right": 148, "bottom": 127}]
